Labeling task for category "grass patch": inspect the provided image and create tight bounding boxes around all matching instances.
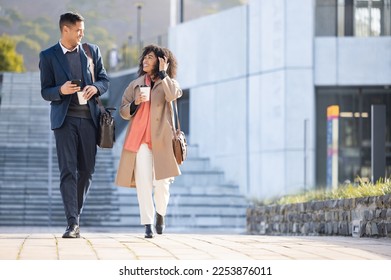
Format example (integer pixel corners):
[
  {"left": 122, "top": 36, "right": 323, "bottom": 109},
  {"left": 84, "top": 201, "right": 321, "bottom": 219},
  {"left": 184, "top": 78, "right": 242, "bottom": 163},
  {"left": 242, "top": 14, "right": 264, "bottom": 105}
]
[{"left": 255, "top": 178, "right": 391, "bottom": 206}]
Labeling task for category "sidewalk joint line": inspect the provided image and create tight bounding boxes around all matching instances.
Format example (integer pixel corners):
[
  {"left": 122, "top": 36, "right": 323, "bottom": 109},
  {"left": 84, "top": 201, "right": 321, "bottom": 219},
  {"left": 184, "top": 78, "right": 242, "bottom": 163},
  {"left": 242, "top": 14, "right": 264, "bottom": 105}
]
[
  {"left": 53, "top": 234, "right": 60, "bottom": 260},
  {"left": 109, "top": 235, "right": 139, "bottom": 259},
  {"left": 16, "top": 234, "right": 30, "bottom": 260},
  {"left": 84, "top": 237, "right": 100, "bottom": 260}
]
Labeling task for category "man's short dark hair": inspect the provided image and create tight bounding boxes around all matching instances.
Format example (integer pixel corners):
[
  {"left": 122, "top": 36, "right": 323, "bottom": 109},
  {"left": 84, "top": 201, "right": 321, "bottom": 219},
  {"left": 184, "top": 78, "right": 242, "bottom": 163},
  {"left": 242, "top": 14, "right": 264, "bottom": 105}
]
[{"left": 59, "top": 12, "right": 84, "bottom": 31}]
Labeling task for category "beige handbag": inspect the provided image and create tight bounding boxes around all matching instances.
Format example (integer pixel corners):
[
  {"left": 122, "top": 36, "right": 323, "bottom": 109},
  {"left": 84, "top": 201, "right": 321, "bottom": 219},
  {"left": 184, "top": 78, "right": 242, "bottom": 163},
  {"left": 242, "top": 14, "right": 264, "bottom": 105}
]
[{"left": 171, "top": 100, "right": 187, "bottom": 165}]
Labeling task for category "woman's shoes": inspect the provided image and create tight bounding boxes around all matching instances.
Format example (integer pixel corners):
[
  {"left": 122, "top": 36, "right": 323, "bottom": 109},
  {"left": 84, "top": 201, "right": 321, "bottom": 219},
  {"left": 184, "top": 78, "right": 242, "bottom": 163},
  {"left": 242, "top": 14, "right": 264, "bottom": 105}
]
[
  {"left": 144, "top": 213, "right": 165, "bottom": 238},
  {"left": 155, "top": 212, "right": 165, "bottom": 234},
  {"left": 144, "top": 224, "right": 153, "bottom": 238}
]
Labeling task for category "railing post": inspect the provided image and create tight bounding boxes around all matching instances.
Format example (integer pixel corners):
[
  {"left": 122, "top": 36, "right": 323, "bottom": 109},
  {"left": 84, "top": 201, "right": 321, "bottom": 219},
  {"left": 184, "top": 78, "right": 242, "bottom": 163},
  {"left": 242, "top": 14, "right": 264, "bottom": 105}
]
[
  {"left": 371, "top": 105, "right": 386, "bottom": 183},
  {"left": 48, "top": 107, "right": 53, "bottom": 226}
]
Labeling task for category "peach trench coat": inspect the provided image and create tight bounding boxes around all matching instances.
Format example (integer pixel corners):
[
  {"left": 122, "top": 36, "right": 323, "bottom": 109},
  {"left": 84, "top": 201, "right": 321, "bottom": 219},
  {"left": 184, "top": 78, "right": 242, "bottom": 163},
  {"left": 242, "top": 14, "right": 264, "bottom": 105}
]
[{"left": 115, "top": 74, "right": 183, "bottom": 187}]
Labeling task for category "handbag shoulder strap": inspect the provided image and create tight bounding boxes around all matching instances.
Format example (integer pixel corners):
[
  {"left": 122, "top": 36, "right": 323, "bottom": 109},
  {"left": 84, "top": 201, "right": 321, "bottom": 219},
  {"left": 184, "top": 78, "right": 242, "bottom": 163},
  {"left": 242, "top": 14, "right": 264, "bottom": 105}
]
[
  {"left": 169, "top": 99, "right": 181, "bottom": 133},
  {"left": 82, "top": 43, "right": 95, "bottom": 83},
  {"left": 173, "top": 100, "right": 181, "bottom": 131},
  {"left": 82, "top": 43, "right": 106, "bottom": 114}
]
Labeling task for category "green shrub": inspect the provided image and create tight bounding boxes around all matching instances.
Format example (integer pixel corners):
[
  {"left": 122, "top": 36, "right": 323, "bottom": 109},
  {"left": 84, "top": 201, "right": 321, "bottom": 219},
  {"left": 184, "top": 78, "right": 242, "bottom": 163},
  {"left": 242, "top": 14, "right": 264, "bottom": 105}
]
[{"left": 255, "top": 178, "right": 391, "bottom": 206}]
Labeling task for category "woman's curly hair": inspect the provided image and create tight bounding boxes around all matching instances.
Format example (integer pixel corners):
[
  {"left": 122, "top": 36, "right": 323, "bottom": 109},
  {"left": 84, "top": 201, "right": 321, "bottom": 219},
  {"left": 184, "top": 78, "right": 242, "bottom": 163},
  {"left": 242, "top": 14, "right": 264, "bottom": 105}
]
[{"left": 137, "top": 44, "right": 178, "bottom": 79}]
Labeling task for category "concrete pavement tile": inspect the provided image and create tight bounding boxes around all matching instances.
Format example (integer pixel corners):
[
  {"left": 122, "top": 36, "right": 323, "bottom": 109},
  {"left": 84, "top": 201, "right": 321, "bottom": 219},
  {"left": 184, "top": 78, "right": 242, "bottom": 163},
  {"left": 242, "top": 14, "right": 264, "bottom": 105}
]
[
  {"left": 0, "top": 246, "right": 20, "bottom": 260},
  {"left": 132, "top": 248, "right": 175, "bottom": 259},
  {"left": 261, "top": 248, "right": 318, "bottom": 259},
  {"left": 161, "top": 235, "right": 254, "bottom": 259},
  {"left": 137, "top": 256, "right": 177, "bottom": 260},
  {"left": 59, "top": 254, "right": 98, "bottom": 260},
  {"left": 91, "top": 248, "right": 138, "bottom": 260},
  {"left": 18, "top": 245, "right": 58, "bottom": 260},
  {"left": 328, "top": 247, "right": 386, "bottom": 260},
  {"left": 248, "top": 253, "right": 293, "bottom": 260},
  {"left": 293, "top": 237, "right": 391, "bottom": 259},
  {"left": 9, "top": 234, "right": 58, "bottom": 260},
  {"left": 18, "top": 252, "right": 57, "bottom": 260},
  {"left": 170, "top": 254, "right": 216, "bottom": 260},
  {"left": 199, "top": 238, "right": 264, "bottom": 258},
  {"left": 57, "top": 239, "right": 98, "bottom": 260},
  {"left": 120, "top": 243, "right": 175, "bottom": 259},
  {"left": 0, "top": 237, "right": 24, "bottom": 258},
  {"left": 289, "top": 241, "right": 377, "bottom": 259},
  {"left": 213, "top": 253, "right": 253, "bottom": 260}
]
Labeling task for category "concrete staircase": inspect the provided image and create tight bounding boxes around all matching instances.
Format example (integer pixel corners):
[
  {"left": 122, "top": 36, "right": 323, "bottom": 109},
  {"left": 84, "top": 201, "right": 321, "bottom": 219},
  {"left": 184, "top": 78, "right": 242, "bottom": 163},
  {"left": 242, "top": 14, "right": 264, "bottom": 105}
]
[{"left": 0, "top": 72, "right": 248, "bottom": 232}]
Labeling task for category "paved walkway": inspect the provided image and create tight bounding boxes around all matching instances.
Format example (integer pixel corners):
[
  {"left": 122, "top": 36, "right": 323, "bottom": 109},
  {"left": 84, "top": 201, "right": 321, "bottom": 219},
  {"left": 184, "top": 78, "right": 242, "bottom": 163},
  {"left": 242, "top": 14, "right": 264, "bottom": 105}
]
[{"left": 0, "top": 227, "right": 390, "bottom": 260}]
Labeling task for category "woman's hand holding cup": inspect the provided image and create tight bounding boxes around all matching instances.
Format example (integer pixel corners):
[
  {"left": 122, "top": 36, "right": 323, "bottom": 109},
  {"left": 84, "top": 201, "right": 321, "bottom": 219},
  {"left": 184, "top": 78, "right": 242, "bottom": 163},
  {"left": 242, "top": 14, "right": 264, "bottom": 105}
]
[{"left": 136, "top": 86, "right": 151, "bottom": 105}]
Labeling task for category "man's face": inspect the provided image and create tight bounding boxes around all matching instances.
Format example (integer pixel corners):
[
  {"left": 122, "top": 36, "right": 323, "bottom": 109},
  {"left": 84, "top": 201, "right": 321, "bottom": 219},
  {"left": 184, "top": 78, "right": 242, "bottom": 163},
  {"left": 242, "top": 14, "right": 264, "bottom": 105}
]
[{"left": 63, "top": 21, "right": 84, "bottom": 48}]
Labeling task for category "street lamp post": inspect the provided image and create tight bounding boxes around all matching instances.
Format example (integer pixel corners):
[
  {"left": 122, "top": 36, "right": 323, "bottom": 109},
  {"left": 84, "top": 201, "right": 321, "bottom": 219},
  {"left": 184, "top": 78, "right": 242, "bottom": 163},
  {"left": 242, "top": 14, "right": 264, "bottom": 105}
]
[
  {"left": 136, "top": 3, "right": 143, "bottom": 55},
  {"left": 128, "top": 35, "right": 132, "bottom": 67}
]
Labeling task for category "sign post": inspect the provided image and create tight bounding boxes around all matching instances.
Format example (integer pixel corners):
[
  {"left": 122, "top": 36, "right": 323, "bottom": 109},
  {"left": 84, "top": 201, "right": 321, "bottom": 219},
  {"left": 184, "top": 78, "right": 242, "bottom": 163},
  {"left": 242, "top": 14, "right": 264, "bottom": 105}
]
[{"left": 327, "top": 105, "right": 339, "bottom": 190}]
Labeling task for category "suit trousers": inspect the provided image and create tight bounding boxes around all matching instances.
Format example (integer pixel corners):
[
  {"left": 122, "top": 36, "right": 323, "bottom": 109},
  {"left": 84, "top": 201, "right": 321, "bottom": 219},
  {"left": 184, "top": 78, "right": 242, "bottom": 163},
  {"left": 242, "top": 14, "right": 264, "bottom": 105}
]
[
  {"left": 54, "top": 116, "right": 97, "bottom": 226},
  {"left": 135, "top": 144, "right": 171, "bottom": 225}
]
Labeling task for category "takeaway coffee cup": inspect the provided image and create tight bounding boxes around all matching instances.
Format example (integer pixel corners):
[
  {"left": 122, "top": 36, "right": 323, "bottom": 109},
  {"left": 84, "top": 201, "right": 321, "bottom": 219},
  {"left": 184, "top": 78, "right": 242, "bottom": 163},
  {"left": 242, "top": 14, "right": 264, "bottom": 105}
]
[
  {"left": 140, "top": 86, "right": 151, "bottom": 101},
  {"left": 77, "top": 91, "right": 87, "bottom": 105}
]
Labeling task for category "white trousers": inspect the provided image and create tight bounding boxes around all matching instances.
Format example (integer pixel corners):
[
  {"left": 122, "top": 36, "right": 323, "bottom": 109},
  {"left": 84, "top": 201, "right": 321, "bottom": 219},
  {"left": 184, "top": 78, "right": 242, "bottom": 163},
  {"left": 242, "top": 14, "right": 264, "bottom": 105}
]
[{"left": 134, "top": 144, "right": 171, "bottom": 225}]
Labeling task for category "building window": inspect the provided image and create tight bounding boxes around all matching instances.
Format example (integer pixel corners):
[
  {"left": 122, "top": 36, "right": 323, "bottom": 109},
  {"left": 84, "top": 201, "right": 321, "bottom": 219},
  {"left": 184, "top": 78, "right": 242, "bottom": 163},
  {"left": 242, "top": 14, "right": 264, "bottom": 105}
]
[
  {"left": 316, "top": 0, "right": 338, "bottom": 36},
  {"left": 316, "top": 0, "right": 391, "bottom": 36},
  {"left": 354, "top": 0, "right": 389, "bottom": 36}
]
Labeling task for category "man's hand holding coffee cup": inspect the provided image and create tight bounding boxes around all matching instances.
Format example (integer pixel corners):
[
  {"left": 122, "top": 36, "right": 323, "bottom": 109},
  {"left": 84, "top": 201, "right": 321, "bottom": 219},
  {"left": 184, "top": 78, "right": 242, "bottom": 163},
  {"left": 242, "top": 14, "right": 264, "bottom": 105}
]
[
  {"left": 82, "top": 85, "right": 98, "bottom": 100},
  {"left": 76, "top": 85, "right": 97, "bottom": 105}
]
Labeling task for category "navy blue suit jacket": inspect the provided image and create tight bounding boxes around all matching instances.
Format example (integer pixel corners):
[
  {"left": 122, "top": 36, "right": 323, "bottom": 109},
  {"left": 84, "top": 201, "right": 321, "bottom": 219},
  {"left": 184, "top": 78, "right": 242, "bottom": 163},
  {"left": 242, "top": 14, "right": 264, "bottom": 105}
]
[{"left": 39, "top": 42, "right": 109, "bottom": 130}]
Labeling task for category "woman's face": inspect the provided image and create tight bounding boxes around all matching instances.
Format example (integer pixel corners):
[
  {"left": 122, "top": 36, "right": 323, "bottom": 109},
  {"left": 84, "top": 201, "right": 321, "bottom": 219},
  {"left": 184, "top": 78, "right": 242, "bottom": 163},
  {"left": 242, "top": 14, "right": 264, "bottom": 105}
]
[{"left": 142, "top": 51, "right": 158, "bottom": 75}]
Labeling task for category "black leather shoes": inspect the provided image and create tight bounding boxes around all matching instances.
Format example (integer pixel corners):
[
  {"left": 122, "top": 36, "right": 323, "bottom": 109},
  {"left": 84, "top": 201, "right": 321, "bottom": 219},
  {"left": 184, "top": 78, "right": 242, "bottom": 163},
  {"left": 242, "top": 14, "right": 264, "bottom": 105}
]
[
  {"left": 155, "top": 212, "right": 165, "bottom": 234},
  {"left": 62, "top": 224, "right": 80, "bottom": 238},
  {"left": 145, "top": 224, "right": 154, "bottom": 238}
]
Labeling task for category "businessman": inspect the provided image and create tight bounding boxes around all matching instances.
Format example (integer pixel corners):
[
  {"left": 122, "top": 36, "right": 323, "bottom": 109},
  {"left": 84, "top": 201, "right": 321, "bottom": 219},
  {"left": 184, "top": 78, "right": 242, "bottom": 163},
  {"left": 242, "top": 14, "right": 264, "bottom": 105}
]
[{"left": 39, "top": 12, "right": 109, "bottom": 238}]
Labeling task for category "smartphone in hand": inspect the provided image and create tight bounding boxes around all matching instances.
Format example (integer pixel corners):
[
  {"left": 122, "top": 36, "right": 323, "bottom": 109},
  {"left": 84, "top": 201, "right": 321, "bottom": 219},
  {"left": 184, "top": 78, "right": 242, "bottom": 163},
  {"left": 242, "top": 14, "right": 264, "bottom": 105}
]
[{"left": 71, "top": 79, "right": 81, "bottom": 87}]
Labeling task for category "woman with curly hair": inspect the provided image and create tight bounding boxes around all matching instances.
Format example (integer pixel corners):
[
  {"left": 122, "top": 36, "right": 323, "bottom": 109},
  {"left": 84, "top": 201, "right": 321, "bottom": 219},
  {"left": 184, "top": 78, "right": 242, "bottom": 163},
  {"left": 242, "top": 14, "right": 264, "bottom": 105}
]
[{"left": 115, "top": 44, "right": 182, "bottom": 238}]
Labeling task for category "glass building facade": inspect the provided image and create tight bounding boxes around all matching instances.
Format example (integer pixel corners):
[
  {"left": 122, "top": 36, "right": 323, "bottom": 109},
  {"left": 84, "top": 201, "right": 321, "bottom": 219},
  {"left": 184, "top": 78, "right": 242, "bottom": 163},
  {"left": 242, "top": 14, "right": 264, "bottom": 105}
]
[
  {"left": 315, "top": 0, "right": 391, "bottom": 186},
  {"left": 316, "top": 0, "right": 391, "bottom": 36}
]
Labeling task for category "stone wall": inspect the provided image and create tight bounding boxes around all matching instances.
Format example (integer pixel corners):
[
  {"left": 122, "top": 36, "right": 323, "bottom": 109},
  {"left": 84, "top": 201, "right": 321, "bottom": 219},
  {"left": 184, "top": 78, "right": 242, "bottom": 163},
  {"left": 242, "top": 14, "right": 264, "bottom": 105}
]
[{"left": 247, "top": 195, "right": 391, "bottom": 237}]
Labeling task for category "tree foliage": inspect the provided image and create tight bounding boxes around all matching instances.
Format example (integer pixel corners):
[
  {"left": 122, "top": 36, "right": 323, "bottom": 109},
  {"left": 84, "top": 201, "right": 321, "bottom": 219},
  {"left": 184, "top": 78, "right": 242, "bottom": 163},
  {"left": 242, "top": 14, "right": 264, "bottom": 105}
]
[{"left": 0, "top": 35, "right": 25, "bottom": 72}]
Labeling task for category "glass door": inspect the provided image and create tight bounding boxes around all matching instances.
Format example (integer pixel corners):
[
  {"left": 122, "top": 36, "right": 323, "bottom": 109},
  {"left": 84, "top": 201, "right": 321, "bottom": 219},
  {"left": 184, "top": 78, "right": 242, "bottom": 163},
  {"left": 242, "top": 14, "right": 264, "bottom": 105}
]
[{"left": 316, "top": 86, "right": 391, "bottom": 186}]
